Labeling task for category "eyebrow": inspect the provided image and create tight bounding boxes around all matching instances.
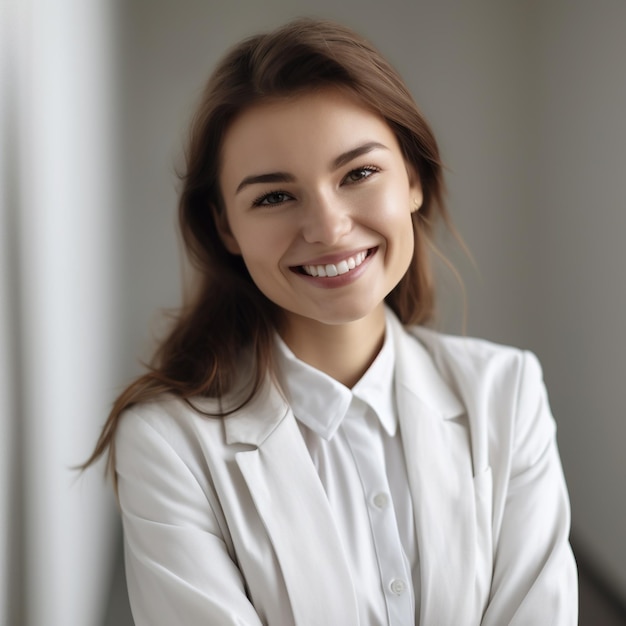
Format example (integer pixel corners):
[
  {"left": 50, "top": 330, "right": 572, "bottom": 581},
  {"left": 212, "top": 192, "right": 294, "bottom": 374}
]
[
  {"left": 234, "top": 141, "right": 388, "bottom": 194},
  {"left": 236, "top": 172, "right": 295, "bottom": 194},
  {"left": 332, "top": 141, "right": 388, "bottom": 169}
]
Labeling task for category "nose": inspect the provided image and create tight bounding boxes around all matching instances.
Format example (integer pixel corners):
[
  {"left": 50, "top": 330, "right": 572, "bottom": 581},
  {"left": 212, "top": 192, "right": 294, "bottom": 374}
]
[{"left": 300, "top": 194, "right": 352, "bottom": 245}]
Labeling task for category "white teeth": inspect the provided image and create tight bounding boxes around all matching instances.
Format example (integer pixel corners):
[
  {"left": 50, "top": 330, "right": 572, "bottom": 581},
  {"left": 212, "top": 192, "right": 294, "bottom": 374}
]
[
  {"left": 302, "top": 250, "right": 369, "bottom": 278},
  {"left": 336, "top": 260, "right": 349, "bottom": 274}
]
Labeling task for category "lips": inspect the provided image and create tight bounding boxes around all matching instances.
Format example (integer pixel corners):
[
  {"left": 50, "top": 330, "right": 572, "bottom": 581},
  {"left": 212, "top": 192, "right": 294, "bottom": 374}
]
[{"left": 297, "top": 248, "right": 373, "bottom": 277}]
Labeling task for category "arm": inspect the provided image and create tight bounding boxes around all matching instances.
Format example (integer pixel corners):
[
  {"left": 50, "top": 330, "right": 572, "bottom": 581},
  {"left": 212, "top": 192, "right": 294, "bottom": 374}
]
[
  {"left": 115, "top": 408, "right": 264, "bottom": 626},
  {"left": 482, "top": 351, "right": 578, "bottom": 625}
]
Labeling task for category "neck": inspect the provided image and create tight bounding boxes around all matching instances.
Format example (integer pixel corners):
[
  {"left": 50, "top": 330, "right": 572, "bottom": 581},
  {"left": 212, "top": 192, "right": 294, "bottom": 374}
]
[{"left": 280, "top": 306, "right": 386, "bottom": 388}]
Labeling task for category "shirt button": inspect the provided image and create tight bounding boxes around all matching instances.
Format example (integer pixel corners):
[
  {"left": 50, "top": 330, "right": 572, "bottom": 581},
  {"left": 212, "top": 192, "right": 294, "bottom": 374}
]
[
  {"left": 372, "top": 492, "right": 389, "bottom": 509},
  {"left": 389, "top": 578, "right": 406, "bottom": 595}
]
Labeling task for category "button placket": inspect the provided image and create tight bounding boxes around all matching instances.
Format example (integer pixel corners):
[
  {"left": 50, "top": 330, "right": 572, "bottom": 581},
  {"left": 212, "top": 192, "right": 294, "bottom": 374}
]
[
  {"left": 389, "top": 578, "right": 406, "bottom": 595},
  {"left": 342, "top": 402, "right": 414, "bottom": 625},
  {"left": 372, "top": 492, "right": 390, "bottom": 510}
]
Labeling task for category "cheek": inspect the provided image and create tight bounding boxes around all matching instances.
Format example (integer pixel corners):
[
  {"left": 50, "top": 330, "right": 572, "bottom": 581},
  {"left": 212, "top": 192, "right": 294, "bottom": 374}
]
[
  {"left": 380, "top": 192, "right": 416, "bottom": 268},
  {"left": 370, "top": 186, "right": 415, "bottom": 238},
  {"left": 229, "top": 217, "right": 291, "bottom": 271},
  {"left": 393, "top": 215, "right": 415, "bottom": 262}
]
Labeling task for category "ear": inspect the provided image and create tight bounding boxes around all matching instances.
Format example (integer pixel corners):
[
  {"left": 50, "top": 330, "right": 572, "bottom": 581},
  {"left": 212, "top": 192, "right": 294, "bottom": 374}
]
[
  {"left": 212, "top": 204, "right": 241, "bottom": 255},
  {"left": 407, "top": 166, "right": 423, "bottom": 213}
]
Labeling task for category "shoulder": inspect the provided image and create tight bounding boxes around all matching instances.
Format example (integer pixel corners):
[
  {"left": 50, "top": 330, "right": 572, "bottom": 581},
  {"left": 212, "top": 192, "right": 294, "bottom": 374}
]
[
  {"left": 114, "top": 378, "right": 285, "bottom": 473},
  {"left": 114, "top": 393, "right": 227, "bottom": 480},
  {"left": 117, "top": 393, "right": 222, "bottom": 443},
  {"left": 406, "top": 325, "right": 555, "bottom": 472},
  {"left": 407, "top": 325, "right": 543, "bottom": 396},
  {"left": 385, "top": 308, "right": 546, "bottom": 413},
  {"left": 409, "top": 325, "right": 527, "bottom": 366}
]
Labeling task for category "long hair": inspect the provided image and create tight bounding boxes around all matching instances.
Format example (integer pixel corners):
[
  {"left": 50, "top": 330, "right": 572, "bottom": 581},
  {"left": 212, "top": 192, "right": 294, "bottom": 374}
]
[{"left": 83, "top": 18, "right": 453, "bottom": 482}]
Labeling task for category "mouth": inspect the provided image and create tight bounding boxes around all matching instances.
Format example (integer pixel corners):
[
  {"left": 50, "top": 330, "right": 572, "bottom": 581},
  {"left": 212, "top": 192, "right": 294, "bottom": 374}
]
[{"left": 294, "top": 247, "right": 376, "bottom": 277}]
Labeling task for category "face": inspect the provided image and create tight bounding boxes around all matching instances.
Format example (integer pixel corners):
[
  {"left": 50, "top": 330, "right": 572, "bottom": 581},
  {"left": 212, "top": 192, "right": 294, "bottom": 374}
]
[{"left": 218, "top": 88, "right": 422, "bottom": 336}]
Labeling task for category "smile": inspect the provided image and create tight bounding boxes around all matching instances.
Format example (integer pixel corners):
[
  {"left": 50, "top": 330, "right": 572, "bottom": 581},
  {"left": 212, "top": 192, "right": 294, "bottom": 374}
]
[{"left": 298, "top": 249, "right": 373, "bottom": 277}]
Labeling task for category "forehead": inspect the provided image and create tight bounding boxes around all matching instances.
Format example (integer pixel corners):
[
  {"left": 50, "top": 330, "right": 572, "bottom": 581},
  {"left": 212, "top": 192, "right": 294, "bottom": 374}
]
[{"left": 219, "top": 88, "right": 400, "bottom": 180}]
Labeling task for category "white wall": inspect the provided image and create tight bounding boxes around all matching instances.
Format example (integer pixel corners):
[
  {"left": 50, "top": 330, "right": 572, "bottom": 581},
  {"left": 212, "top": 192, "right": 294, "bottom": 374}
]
[
  {"left": 0, "top": 4, "right": 19, "bottom": 621},
  {"left": 108, "top": 0, "right": 626, "bottom": 617},
  {"left": 531, "top": 0, "right": 626, "bottom": 593},
  {"left": 2, "top": 1, "right": 121, "bottom": 624}
]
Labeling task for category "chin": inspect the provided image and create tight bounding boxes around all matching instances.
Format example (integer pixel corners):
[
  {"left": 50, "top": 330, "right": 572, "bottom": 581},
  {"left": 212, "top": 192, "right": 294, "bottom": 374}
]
[{"left": 300, "top": 299, "right": 385, "bottom": 327}]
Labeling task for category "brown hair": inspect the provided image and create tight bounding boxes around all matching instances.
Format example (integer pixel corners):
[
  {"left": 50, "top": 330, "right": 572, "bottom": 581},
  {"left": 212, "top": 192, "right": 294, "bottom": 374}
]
[{"left": 83, "top": 17, "right": 453, "bottom": 482}]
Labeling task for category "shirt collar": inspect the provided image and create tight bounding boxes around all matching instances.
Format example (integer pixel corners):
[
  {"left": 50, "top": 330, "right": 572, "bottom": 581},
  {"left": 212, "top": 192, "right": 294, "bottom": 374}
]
[
  {"left": 273, "top": 311, "right": 397, "bottom": 440},
  {"left": 352, "top": 315, "right": 396, "bottom": 436}
]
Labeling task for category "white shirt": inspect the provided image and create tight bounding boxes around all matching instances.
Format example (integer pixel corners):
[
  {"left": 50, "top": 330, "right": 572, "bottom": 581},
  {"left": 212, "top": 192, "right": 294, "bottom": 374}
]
[
  {"left": 115, "top": 312, "right": 578, "bottom": 625},
  {"left": 274, "top": 315, "right": 420, "bottom": 625}
]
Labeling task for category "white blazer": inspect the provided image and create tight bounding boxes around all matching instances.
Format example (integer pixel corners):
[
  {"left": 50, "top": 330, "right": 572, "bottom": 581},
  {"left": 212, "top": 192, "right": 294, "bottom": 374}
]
[{"left": 115, "top": 314, "right": 578, "bottom": 625}]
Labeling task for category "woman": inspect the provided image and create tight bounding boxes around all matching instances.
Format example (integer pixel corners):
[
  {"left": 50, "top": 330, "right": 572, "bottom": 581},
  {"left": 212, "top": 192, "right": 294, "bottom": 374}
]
[{"left": 86, "top": 18, "right": 577, "bottom": 625}]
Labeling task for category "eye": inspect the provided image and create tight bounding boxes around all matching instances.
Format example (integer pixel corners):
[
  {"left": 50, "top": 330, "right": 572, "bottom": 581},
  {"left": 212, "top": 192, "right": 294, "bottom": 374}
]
[
  {"left": 343, "top": 165, "right": 380, "bottom": 184},
  {"left": 252, "top": 191, "right": 293, "bottom": 207}
]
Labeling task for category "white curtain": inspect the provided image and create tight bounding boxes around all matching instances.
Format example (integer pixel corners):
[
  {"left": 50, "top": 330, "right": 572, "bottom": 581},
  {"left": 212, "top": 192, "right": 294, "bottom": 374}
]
[{"left": 1, "top": 2, "right": 120, "bottom": 624}]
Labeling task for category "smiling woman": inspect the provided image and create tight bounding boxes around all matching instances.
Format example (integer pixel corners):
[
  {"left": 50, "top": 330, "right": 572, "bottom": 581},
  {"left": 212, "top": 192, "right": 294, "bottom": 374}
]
[
  {"left": 83, "top": 18, "right": 577, "bottom": 626},
  {"left": 218, "top": 89, "right": 420, "bottom": 367}
]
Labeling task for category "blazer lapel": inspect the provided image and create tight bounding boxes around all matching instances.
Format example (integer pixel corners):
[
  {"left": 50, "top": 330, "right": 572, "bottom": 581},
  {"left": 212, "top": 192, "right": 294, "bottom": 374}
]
[
  {"left": 391, "top": 316, "right": 480, "bottom": 625},
  {"left": 224, "top": 382, "right": 360, "bottom": 626}
]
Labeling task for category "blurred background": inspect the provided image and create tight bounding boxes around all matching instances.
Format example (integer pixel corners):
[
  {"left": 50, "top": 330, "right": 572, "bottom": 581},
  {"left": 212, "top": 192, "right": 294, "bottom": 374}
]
[{"left": 2, "top": 0, "right": 625, "bottom": 624}]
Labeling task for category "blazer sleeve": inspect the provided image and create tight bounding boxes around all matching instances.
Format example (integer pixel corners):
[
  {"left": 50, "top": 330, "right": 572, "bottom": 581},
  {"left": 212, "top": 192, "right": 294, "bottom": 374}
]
[
  {"left": 114, "top": 408, "right": 264, "bottom": 626},
  {"left": 481, "top": 351, "right": 578, "bottom": 625}
]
